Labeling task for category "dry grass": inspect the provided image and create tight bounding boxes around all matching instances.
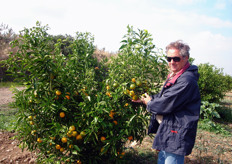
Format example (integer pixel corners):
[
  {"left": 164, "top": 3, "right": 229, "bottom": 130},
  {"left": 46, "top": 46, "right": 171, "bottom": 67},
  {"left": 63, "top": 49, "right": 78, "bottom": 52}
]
[{"left": 93, "top": 48, "right": 117, "bottom": 62}]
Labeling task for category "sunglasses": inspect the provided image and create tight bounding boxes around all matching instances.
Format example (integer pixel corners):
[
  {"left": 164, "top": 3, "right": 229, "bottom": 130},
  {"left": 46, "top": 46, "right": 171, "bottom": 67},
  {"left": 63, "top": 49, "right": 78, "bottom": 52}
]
[{"left": 166, "top": 57, "right": 181, "bottom": 62}]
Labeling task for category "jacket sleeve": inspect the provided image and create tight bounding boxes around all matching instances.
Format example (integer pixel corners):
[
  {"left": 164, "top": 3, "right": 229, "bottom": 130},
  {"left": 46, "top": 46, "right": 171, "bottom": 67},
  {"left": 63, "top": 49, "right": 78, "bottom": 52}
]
[{"left": 147, "top": 77, "right": 197, "bottom": 115}]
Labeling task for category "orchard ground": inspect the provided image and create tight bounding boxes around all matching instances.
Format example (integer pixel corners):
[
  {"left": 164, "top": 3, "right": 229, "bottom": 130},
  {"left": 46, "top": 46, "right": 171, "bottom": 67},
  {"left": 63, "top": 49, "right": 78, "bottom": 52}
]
[{"left": 0, "top": 87, "right": 232, "bottom": 164}]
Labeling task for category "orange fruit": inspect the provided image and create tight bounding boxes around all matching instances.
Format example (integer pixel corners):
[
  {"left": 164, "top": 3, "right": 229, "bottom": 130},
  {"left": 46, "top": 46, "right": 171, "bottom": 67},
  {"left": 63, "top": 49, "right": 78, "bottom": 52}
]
[
  {"left": 59, "top": 112, "right": 65, "bottom": 118},
  {"left": 100, "top": 136, "right": 106, "bottom": 142},
  {"left": 31, "top": 130, "right": 36, "bottom": 136},
  {"left": 67, "top": 131, "right": 73, "bottom": 137},
  {"left": 109, "top": 110, "right": 115, "bottom": 118},
  {"left": 28, "top": 116, "right": 33, "bottom": 120},
  {"left": 128, "top": 136, "right": 133, "bottom": 141},
  {"left": 123, "top": 90, "right": 127, "bottom": 95},
  {"left": 113, "top": 120, "right": 118, "bottom": 125},
  {"left": 61, "top": 137, "right": 67, "bottom": 143},
  {"left": 69, "top": 144, "right": 73, "bottom": 149},
  {"left": 106, "top": 92, "right": 111, "bottom": 97},
  {"left": 129, "top": 90, "right": 135, "bottom": 97},
  {"left": 60, "top": 147, "right": 64, "bottom": 152},
  {"left": 130, "top": 84, "right": 136, "bottom": 90},
  {"left": 56, "top": 90, "right": 61, "bottom": 96},
  {"left": 136, "top": 80, "right": 142, "bottom": 86},
  {"left": 65, "top": 95, "right": 70, "bottom": 100},
  {"left": 109, "top": 113, "right": 114, "bottom": 119},
  {"left": 72, "top": 131, "right": 78, "bottom": 137},
  {"left": 56, "top": 144, "right": 61, "bottom": 150},
  {"left": 76, "top": 135, "right": 83, "bottom": 140},
  {"left": 132, "top": 78, "right": 136, "bottom": 83},
  {"left": 106, "top": 85, "right": 110, "bottom": 90},
  {"left": 77, "top": 160, "right": 82, "bottom": 164},
  {"left": 69, "top": 125, "right": 75, "bottom": 131},
  {"left": 113, "top": 82, "right": 119, "bottom": 88},
  {"left": 37, "top": 138, "right": 42, "bottom": 143},
  {"left": 80, "top": 131, "right": 86, "bottom": 136},
  {"left": 132, "top": 95, "right": 139, "bottom": 100},
  {"left": 123, "top": 89, "right": 130, "bottom": 95},
  {"left": 29, "top": 121, "right": 34, "bottom": 125},
  {"left": 100, "top": 147, "right": 107, "bottom": 154}
]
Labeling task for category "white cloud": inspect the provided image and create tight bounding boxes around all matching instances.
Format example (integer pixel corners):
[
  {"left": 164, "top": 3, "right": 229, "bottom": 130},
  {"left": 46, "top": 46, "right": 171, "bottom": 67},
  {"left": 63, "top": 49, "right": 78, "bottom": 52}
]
[
  {"left": 189, "top": 31, "right": 232, "bottom": 75},
  {"left": 195, "top": 14, "right": 232, "bottom": 28},
  {"left": 166, "top": 0, "right": 206, "bottom": 5},
  {"left": 1, "top": 0, "right": 232, "bottom": 75},
  {"left": 214, "top": 2, "right": 226, "bottom": 10}
]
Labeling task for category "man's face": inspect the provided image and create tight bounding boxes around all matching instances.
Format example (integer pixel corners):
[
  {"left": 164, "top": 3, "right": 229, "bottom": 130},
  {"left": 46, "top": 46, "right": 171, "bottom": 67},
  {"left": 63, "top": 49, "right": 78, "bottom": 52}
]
[{"left": 167, "top": 48, "right": 188, "bottom": 73}]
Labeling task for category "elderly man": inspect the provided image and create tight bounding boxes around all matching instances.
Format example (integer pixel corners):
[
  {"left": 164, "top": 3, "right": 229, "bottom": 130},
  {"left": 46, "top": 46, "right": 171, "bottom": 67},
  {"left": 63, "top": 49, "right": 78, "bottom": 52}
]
[{"left": 141, "top": 40, "right": 201, "bottom": 164}]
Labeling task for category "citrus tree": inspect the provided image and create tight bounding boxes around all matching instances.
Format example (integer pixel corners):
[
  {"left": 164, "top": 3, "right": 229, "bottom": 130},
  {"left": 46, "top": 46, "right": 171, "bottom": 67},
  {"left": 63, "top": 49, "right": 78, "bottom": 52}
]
[
  {"left": 90, "top": 25, "right": 168, "bottom": 162},
  {"left": 198, "top": 63, "right": 231, "bottom": 103},
  {"left": 4, "top": 22, "right": 168, "bottom": 163}
]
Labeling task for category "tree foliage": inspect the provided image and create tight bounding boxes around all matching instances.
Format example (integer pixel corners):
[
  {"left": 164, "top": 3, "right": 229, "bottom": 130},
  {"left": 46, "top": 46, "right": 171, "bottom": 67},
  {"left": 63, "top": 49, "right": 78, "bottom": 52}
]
[
  {"left": 198, "top": 63, "right": 232, "bottom": 103},
  {"left": 3, "top": 22, "right": 168, "bottom": 163}
]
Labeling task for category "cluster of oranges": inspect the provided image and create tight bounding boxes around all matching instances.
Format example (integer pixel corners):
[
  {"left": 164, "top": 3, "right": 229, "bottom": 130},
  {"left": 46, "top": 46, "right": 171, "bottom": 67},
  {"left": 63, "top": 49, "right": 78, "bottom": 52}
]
[
  {"left": 55, "top": 90, "right": 71, "bottom": 100},
  {"left": 126, "top": 78, "right": 147, "bottom": 101}
]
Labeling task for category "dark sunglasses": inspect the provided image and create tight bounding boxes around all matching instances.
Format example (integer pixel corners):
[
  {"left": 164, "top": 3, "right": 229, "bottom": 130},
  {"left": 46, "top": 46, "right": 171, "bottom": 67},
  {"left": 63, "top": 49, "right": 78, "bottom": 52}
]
[{"left": 166, "top": 57, "right": 181, "bottom": 62}]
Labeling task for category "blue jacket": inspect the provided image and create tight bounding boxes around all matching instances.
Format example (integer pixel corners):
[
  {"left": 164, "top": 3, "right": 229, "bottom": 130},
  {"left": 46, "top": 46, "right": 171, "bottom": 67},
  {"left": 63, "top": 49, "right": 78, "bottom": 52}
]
[{"left": 147, "top": 65, "right": 201, "bottom": 156}]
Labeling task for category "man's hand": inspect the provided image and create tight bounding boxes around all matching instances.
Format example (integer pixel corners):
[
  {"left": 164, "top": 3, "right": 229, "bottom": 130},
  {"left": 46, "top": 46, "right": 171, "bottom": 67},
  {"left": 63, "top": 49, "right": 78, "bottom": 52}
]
[
  {"left": 132, "top": 93, "right": 151, "bottom": 105},
  {"left": 141, "top": 93, "right": 151, "bottom": 105}
]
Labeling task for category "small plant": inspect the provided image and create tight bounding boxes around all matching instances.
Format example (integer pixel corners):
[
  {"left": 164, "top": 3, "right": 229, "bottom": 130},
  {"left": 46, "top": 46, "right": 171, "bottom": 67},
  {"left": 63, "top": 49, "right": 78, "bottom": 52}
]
[
  {"left": 200, "top": 101, "right": 220, "bottom": 120},
  {"left": 0, "top": 103, "right": 18, "bottom": 131}
]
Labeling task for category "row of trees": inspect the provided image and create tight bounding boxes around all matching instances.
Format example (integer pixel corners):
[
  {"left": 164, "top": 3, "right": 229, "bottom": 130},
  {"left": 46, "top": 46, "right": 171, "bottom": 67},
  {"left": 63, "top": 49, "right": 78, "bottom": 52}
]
[{"left": 1, "top": 23, "right": 232, "bottom": 103}]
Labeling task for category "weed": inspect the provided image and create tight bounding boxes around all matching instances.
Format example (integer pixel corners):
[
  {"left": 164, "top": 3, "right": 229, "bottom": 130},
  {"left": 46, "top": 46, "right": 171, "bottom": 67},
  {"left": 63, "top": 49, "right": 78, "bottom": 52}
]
[
  {"left": 0, "top": 82, "right": 23, "bottom": 88},
  {"left": 0, "top": 104, "right": 18, "bottom": 131}
]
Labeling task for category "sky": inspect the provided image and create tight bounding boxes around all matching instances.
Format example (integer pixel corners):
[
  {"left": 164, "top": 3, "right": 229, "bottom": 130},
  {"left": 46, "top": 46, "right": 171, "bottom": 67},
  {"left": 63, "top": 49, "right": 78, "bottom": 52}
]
[{"left": 1, "top": 0, "right": 232, "bottom": 75}]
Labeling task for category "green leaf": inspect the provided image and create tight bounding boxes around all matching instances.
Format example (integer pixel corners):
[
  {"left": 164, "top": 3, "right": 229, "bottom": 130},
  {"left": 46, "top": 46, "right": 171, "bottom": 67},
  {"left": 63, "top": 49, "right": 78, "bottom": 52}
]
[{"left": 73, "top": 145, "right": 81, "bottom": 152}]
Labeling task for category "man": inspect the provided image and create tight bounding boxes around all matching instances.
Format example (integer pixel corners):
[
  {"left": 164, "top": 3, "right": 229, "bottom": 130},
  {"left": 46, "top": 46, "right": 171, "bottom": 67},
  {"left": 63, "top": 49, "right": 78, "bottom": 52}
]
[{"left": 141, "top": 40, "right": 201, "bottom": 164}]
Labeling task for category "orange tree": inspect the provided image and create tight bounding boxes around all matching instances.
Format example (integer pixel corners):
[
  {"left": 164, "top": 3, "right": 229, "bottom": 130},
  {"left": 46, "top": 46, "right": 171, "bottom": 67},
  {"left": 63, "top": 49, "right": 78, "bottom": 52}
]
[
  {"left": 99, "top": 25, "right": 168, "bottom": 160},
  {"left": 3, "top": 22, "right": 168, "bottom": 163}
]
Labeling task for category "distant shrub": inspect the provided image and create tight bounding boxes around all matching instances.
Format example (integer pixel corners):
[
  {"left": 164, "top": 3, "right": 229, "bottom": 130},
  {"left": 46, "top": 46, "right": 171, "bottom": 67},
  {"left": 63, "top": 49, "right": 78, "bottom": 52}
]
[{"left": 198, "top": 63, "right": 232, "bottom": 103}]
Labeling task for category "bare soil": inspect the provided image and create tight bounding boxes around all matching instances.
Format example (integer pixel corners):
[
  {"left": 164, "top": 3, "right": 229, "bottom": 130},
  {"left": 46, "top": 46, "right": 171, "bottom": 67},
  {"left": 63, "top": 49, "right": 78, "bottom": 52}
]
[
  {"left": 0, "top": 131, "right": 36, "bottom": 164},
  {"left": 0, "top": 87, "right": 17, "bottom": 105},
  {"left": 0, "top": 87, "right": 37, "bottom": 164}
]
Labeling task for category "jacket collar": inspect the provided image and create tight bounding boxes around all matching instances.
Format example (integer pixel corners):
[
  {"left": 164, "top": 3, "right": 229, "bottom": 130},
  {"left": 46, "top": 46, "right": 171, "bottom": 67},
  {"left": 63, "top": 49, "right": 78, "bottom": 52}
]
[{"left": 164, "top": 62, "right": 190, "bottom": 88}]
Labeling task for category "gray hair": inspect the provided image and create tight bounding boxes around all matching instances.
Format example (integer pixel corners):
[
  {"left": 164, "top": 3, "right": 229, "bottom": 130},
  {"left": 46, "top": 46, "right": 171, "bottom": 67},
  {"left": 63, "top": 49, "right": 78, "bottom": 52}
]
[{"left": 166, "top": 40, "right": 190, "bottom": 58}]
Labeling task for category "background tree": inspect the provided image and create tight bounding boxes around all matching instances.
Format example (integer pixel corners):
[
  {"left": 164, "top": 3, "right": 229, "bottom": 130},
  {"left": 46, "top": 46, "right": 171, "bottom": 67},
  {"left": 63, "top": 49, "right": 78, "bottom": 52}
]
[{"left": 198, "top": 63, "right": 231, "bottom": 103}]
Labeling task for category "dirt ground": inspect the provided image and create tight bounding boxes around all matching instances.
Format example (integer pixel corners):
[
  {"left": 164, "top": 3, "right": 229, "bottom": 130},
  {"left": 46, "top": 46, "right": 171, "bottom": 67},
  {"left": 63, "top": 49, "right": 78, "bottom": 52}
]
[
  {"left": 0, "top": 87, "right": 37, "bottom": 164},
  {"left": 0, "top": 87, "right": 17, "bottom": 106}
]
